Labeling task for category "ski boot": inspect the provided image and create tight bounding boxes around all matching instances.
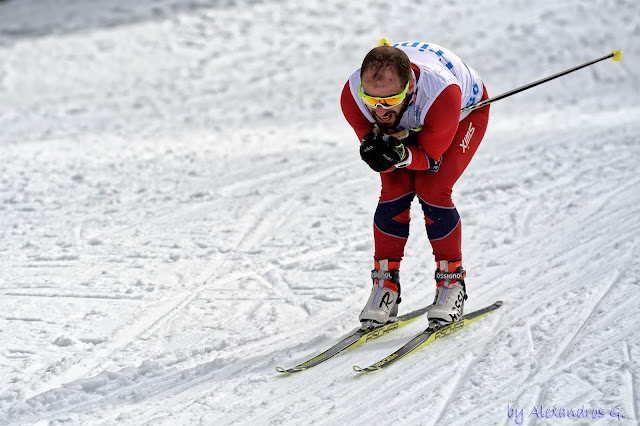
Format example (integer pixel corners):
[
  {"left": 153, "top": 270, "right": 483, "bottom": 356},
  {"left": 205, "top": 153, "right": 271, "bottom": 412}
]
[
  {"left": 359, "top": 259, "right": 401, "bottom": 328},
  {"left": 427, "top": 260, "right": 467, "bottom": 325}
]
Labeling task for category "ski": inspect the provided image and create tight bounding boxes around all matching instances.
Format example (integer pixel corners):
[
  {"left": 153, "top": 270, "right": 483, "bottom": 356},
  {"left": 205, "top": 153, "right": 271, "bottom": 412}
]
[
  {"left": 275, "top": 305, "right": 430, "bottom": 374},
  {"left": 353, "top": 301, "right": 503, "bottom": 373}
]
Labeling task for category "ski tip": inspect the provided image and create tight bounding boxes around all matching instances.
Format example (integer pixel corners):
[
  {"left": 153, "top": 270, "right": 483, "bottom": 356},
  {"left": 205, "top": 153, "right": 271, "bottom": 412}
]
[
  {"left": 353, "top": 365, "right": 378, "bottom": 373},
  {"left": 611, "top": 50, "right": 622, "bottom": 62},
  {"left": 378, "top": 38, "right": 391, "bottom": 46},
  {"left": 495, "top": 300, "right": 504, "bottom": 307},
  {"left": 275, "top": 367, "right": 288, "bottom": 374}
]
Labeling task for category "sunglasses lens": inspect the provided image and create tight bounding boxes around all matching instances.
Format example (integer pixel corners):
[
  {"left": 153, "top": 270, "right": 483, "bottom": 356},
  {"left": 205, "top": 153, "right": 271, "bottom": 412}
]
[
  {"left": 382, "top": 96, "right": 402, "bottom": 106},
  {"left": 362, "top": 95, "right": 402, "bottom": 108},
  {"left": 361, "top": 96, "right": 378, "bottom": 107}
]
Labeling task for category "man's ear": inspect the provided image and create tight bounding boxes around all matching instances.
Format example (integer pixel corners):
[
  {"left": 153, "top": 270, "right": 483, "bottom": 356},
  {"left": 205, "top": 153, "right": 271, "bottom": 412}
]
[{"left": 409, "top": 75, "right": 416, "bottom": 93}]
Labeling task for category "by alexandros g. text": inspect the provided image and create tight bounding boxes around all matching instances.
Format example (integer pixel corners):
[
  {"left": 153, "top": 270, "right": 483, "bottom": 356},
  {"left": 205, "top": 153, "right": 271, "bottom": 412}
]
[{"left": 507, "top": 404, "right": 625, "bottom": 424}]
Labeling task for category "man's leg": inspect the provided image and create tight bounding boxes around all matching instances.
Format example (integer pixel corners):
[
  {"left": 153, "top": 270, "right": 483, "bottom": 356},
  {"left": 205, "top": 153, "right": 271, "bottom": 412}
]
[
  {"left": 374, "top": 168, "right": 416, "bottom": 261},
  {"left": 415, "top": 102, "right": 490, "bottom": 323},
  {"left": 415, "top": 104, "right": 490, "bottom": 261},
  {"left": 359, "top": 169, "right": 415, "bottom": 326}
]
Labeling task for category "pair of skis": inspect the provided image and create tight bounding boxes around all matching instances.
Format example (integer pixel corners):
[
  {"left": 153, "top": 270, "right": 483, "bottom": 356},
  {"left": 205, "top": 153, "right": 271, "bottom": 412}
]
[{"left": 276, "top": 301, "right": 502, "bottom": 374}]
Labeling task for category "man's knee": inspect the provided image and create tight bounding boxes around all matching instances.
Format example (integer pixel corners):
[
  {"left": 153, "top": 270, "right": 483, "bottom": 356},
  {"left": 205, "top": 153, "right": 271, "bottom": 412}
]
[
  {"left": 418, "top": 197, "right": 460, "bottom": 241},
  {"left": 374, "top": 192, "right": 415, "bottom": 239}
]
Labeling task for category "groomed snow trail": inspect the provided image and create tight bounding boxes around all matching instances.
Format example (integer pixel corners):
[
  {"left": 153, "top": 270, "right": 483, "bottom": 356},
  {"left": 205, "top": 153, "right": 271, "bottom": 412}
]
[{"left": 1, "top": 0, "right": 639, "bottom": 425}]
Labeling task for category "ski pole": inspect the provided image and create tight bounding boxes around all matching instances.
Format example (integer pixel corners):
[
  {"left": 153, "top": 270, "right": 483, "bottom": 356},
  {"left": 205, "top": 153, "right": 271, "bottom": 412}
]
[
  {"left": 460, "top": 50, "right": 622, "bottom": 114},
  {"left": 383, "top": 48, "right": 622, "bottom": 141}
]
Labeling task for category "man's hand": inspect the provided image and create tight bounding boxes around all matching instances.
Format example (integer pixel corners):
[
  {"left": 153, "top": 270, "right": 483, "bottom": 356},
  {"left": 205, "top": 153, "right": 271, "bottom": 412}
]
[{"left": 359, "top": 130, "right": 407, "bottom": 172}]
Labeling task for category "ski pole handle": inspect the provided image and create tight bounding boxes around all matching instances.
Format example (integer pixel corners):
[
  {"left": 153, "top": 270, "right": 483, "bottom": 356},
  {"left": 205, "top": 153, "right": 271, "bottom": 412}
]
[
  {"left": 372, "top": 128, "right": 409, "bottom": 140},
  {"left": 390, "top": 129, "right": 409, "bottom": 140}
]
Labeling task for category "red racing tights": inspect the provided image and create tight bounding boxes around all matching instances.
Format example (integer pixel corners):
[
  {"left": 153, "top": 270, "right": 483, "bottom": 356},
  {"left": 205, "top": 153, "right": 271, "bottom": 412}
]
[{"left": 373, "top": 104, "right": 490, "bottom": 263}]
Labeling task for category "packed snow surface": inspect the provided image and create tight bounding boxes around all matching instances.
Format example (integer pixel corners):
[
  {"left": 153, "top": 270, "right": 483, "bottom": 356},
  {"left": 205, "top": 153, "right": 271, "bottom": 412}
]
[{"left": 1, "top": 0, "right": 639, "bottom": 424}]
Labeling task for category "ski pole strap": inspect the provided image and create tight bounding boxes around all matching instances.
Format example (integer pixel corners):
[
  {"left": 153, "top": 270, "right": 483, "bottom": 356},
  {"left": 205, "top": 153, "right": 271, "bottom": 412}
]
[
  {"left": 435, "top": 268, "right": 466, "bottom": 282},
  {"left": 371, "top": 269, "right": 400, "bottom": 284}
]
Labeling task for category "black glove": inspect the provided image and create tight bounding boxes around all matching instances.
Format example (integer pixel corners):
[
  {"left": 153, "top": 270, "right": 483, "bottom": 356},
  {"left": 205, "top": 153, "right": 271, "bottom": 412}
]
[{"left": 359, "top": 130, "right": 407, "bottom": 172}]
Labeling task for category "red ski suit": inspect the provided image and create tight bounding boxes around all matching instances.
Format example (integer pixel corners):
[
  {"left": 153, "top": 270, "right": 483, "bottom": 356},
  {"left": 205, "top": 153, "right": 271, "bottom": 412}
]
[{"left": 341, "top": 63, "right": 490, "bottom": 262}]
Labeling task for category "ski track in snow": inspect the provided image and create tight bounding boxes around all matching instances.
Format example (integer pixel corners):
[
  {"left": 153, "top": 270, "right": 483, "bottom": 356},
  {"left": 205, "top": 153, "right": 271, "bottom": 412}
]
[{"left": 1, "top": 0, "right": 639, "bottom": 424}]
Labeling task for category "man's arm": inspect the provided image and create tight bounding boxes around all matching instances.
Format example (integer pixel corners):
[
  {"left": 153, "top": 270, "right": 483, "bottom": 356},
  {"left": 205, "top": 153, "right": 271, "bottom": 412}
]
[
  {"left": 341, "top": 81, "right": 373, "bottom": 141},
  {"left": 404, "top": 85, "right": 462, "bottom": 171}
]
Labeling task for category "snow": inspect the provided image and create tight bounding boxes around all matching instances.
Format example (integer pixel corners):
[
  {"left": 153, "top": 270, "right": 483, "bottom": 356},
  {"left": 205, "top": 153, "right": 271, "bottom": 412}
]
[{"left": 1, "top": 0, "right": 639, "bottom": 424}]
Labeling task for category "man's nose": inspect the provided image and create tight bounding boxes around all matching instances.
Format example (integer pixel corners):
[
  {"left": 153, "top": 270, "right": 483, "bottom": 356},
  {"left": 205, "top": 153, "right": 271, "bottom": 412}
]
[{"left": 374, "top": 105, "right": 387, "bottom": 115}]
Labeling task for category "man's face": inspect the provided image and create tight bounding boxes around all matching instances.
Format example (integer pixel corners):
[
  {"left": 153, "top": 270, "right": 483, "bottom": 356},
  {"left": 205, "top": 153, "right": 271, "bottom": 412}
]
[{"left": 360, "top": 69, "right": 413, "bottom": 130}]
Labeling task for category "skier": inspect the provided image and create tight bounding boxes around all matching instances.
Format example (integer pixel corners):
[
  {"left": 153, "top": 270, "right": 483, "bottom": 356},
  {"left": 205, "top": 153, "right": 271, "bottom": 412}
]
[{"left": 341, "top": 41, "right": 490, "bottom": 326}]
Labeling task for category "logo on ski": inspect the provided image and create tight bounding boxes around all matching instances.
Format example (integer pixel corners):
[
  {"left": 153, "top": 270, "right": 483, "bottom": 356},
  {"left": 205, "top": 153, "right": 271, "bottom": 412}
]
[
  {"left": 433, "top": 321, "right": 464, "bottom": 340},
  {"left": 373, "top": 354, "right": 398, "bottom": 368},
  {"left": 365, "top": 322, "right": 399, "bottom": 342}
]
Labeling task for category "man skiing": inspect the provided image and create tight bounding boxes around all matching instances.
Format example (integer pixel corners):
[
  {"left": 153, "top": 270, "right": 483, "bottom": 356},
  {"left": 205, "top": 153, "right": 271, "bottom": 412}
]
[{"left": 341, "top": 41, "right": 490, "bottom": 327}]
